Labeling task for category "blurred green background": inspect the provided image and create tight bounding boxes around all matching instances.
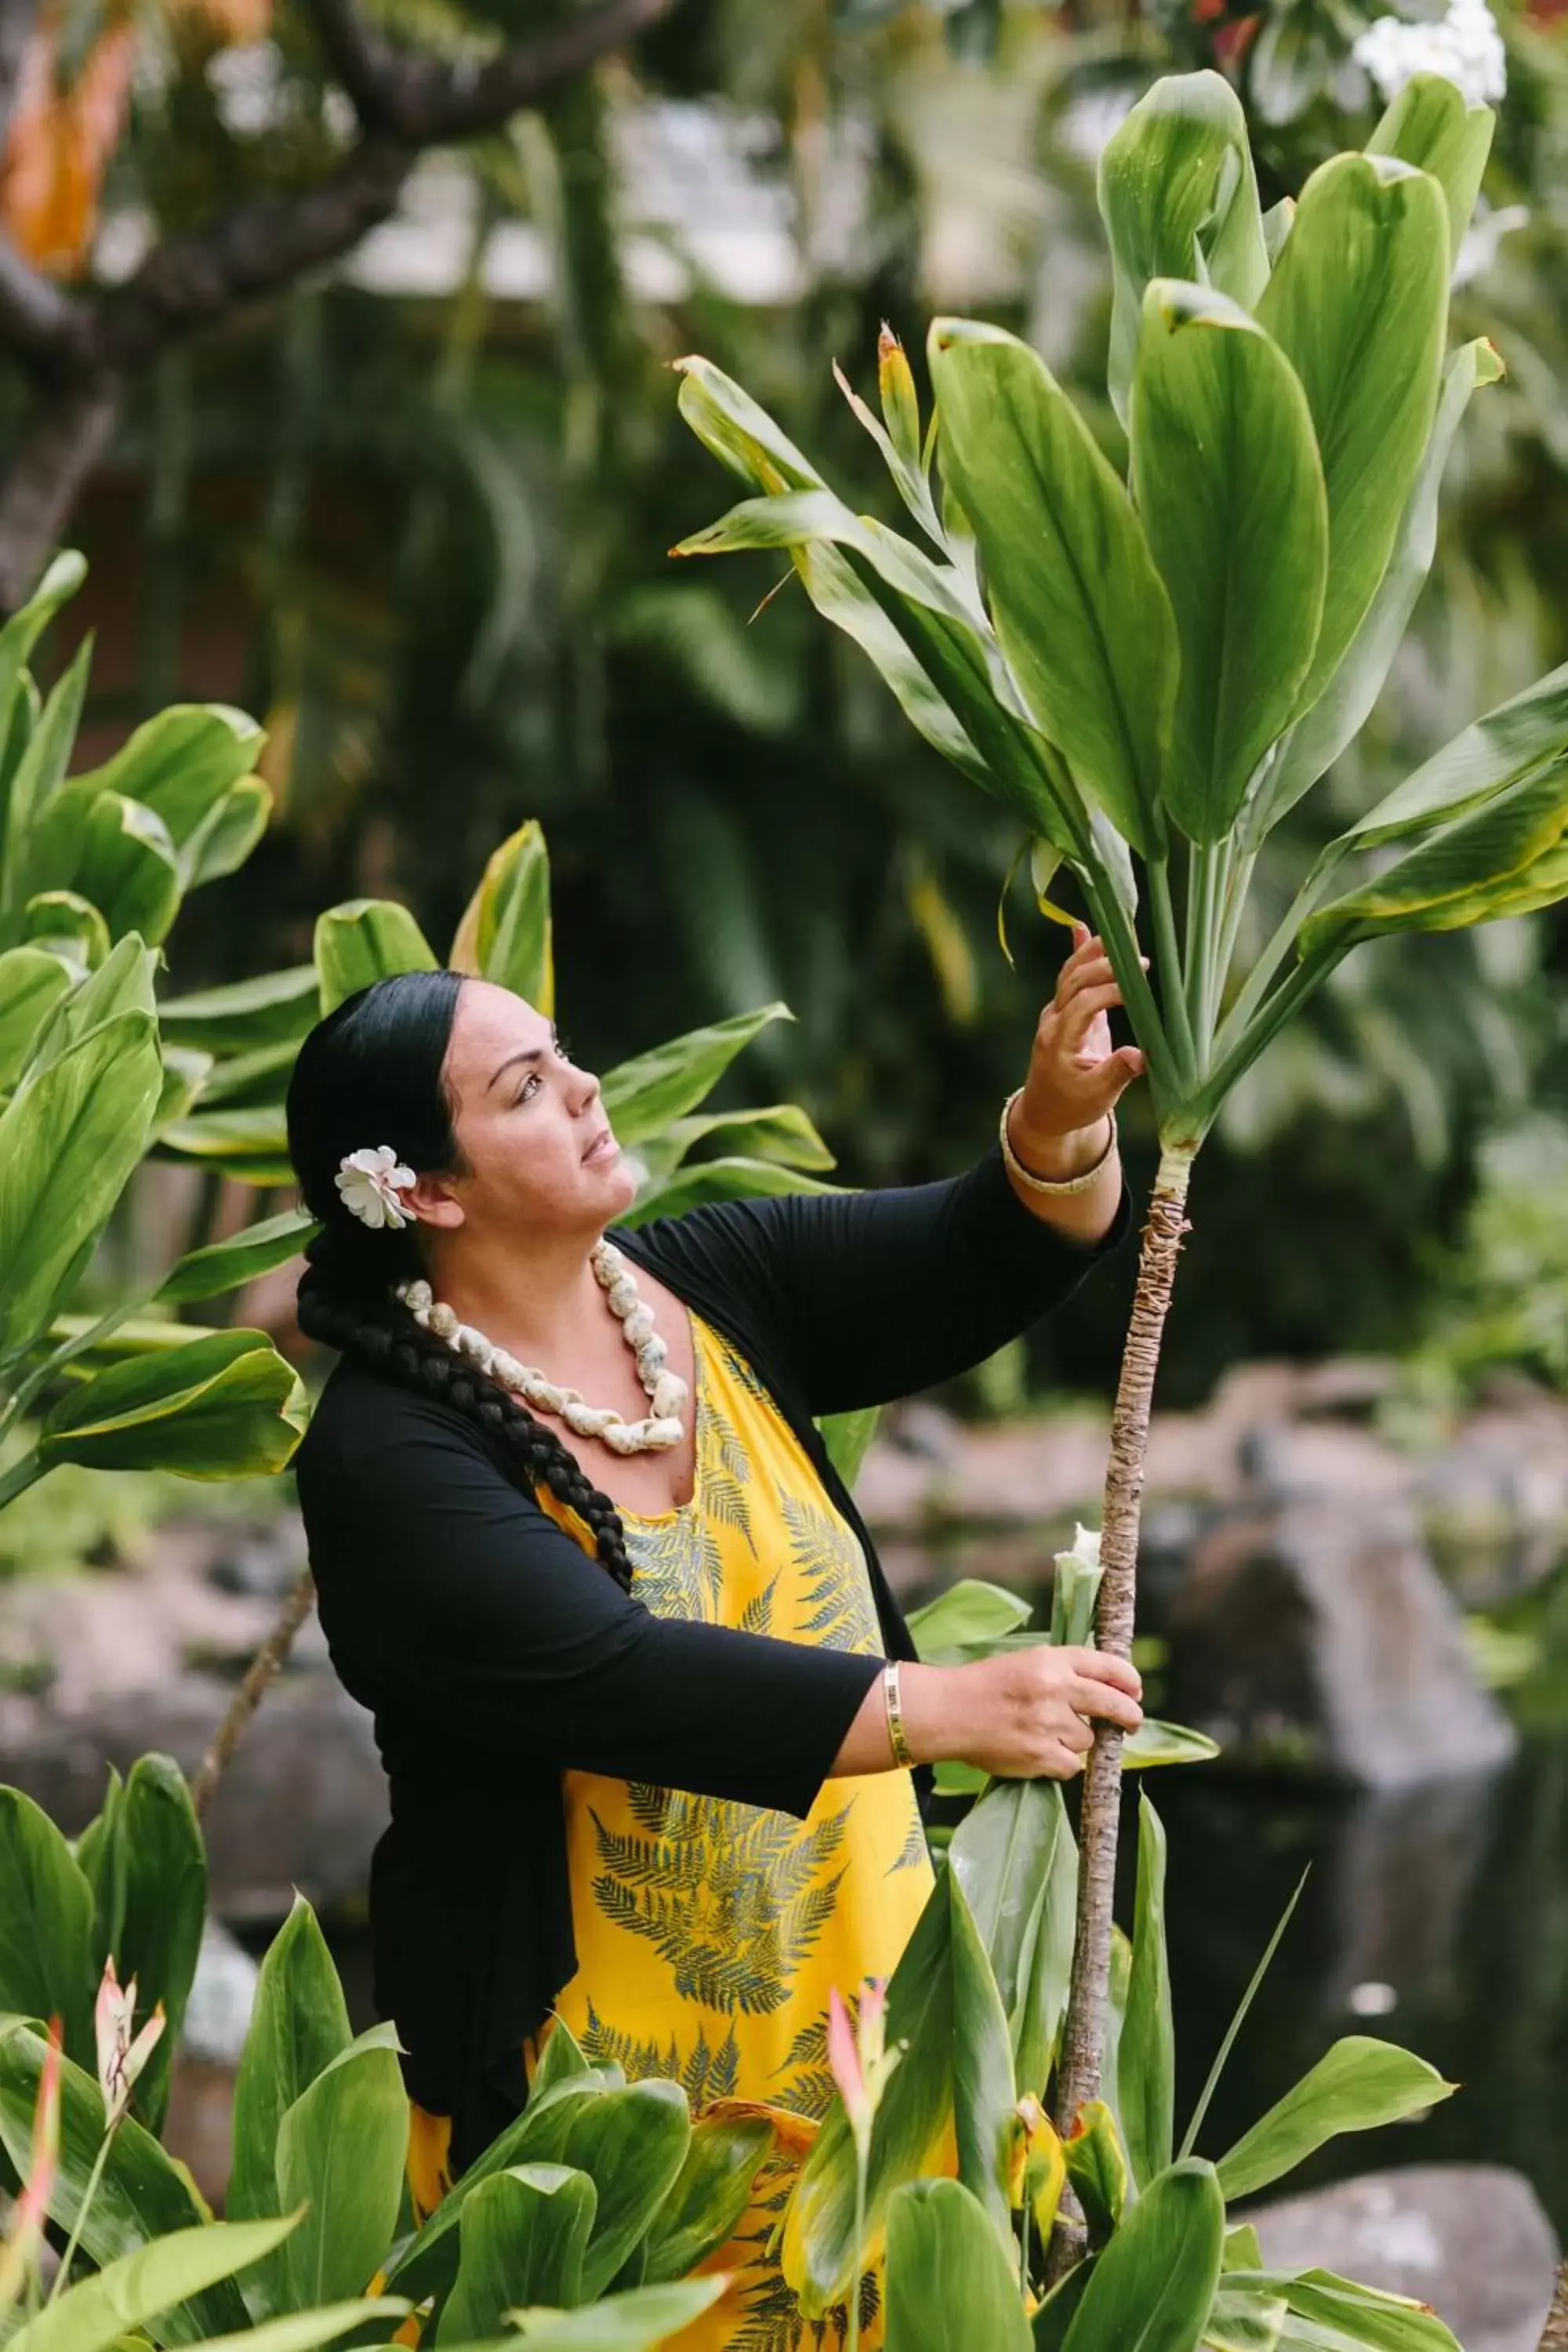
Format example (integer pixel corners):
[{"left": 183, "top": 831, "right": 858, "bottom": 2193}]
[{"left": 6, "top": 0, "right": 1568, "bottom": 1409}]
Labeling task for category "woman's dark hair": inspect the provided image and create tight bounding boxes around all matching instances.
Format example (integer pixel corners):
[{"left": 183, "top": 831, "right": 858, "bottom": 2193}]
[{"left": 286, "top": 971, "right": 631, "bottom": 1587}]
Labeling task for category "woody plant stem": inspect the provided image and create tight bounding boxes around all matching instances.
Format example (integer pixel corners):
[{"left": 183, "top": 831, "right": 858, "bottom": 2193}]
[{"left": 1044, "top": 1143, "right": 1195, "bottom": 2285}]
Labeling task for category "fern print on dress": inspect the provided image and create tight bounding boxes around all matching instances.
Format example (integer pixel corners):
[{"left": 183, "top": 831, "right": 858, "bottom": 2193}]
[
  {"left": 551, "top": 1315, "right": 930, "bottom": 2351},
  {"left": 590, "top": 1783, "right": 853, "bottom": 2016}
]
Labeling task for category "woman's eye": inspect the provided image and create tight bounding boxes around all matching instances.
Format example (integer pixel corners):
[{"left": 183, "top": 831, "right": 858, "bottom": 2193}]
[{"left": 514, "top": 1071, "right": 543, "bottom": 1105}]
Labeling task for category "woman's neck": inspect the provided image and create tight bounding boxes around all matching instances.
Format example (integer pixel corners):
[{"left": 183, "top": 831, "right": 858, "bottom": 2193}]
[{"left": 417, "top": 1226, "right": 608, "bottom": 1361}]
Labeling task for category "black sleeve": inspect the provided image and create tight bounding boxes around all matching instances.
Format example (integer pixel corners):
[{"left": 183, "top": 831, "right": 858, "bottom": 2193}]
[
  {"left": 631, "top": 1141, "right": 1129, "bottom": 1417},
  {"left": 299, "top": 1395, "right": 882, "bottom": 1820}
]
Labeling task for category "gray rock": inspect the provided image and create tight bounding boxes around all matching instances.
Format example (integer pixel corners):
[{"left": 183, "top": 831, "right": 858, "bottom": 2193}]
[
  {"left": 1164, "top": 1494, "right": 1515, "bottom": 1788},
  {"left": 1249, "top": 2165, "right": 1559, "bottom": 2352},
  {"left": 0, "top": 1519, "right": 387, "bottom": 1920}
]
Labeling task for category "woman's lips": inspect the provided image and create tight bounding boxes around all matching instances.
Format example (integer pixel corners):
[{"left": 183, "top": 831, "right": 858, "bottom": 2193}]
[{"left": 583, "top": 1128, "right": 619, "bottom": 1165}]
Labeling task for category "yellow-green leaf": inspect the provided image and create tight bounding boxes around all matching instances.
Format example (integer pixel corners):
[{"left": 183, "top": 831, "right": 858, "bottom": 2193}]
[
  {"left": 450, "top": 821, "right": 554, "bottom": 1014},
  {"left": 1132, "top": 284, "right": 1327, "bottom": 844},
  {"left": 314, "top": 899, "right": 438, "bottom": 1014},
  {"left": 38, "top": 1330, "right": 308, "bottom": 1479},
  {"left": 1256, "top": 154, "right": 1449, "bottom": 719},
  {"left": 1214, "top": 2037, "right": 1455, "bottom": 2201},
  {"left": 1367, "top": 71, "right": 1494, "bottom": 258}
]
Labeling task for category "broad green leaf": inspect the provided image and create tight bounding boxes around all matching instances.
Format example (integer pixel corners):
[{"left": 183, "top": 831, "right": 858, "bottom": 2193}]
[
  {"left": 0, "top": 2019, "right": 249, "bottom": 2344},
  {"left": 884, "top": 2178, "right": 1032, "bottom": 2352},
  {"left": 1255, "top": 154, "right": 1449, "bottom": 718},
  {"left": 7, "top": 2216, "right": 299, "bottom": 2352},
  {"left": 1033, "top": 2259, "right": 1094, "bottom": 2350},
  {"left": 38, "top": 1330, "right": 308, "bottom": 1480},
  {"left": 531, "top": 2018, "right": 591, "bottom": 2102},
  {"left": 1098, "top": 71, "right": 1270, "bottom": 429},
  {"left": 74, "top": 1765, "right": 129, "bottom": 1979},
  {"left": 154, "top": 1045, "right": 214, "bottom": 1140},
  {"left": 907, "top": 1581, "right": 1033, "bottom": 1663},
  {"left": 782, "top": 1876, "right": 956, "bottom": 2316},
  {"left": 1301, "top": 760, "right": 1568, "bottom": 957},
  {"left": 0, "top": 1008, "right": 162, "bottom": 1365},
  {"left": 0, "top": 946, "right": 73, "bottom": 1088},
  {"left": 1011, "top": 1784, "right": 1077, "bottom": 2100},
  {"left": 187, "top": 1037, "right": 298, "bottom": 1109},
  {"left": 1059, "top": 2158, "right": 1225, "bottom": 2352},
  {"left": 638, "top": 2114, "right": 772, "bottom": 2287},
  {"left": 929, "top": 318, "right": 1177, "bottom": 859},
  {"left": 314, "top": 900, "right": 438, "bottom": 1014},
  {"left": 437, "top": 2167, "right": 597, "bottom": 2339},
  {"left": 158, "top": 1210, "right": 318, "bottom": 1304},
  {"left": 1254, "top": 339, "right": 1503, "bottom": 837},
  {"left": 1279, "top": 2267, "right": 1461, "bottom": 2351},
  {"left": 558, "top": 2078, "right": 691, "bottom": 2299},
  {"left": 183, "top": 2299, "right": 413, "bottom": 2352},
  {"left": 179, "top": 780, "right": 270, "bottom": 893},
  {"left": 0, "top": 552, "right": 85, "bottom": 836},
  {"left": 0, "top": 1792, "right": 95, "bottom": 2057},
  {"left": 1261, "top": 198, "right": 1295, "bottom": 263},
  {"left": 949, "top": 1870, "right": 1017, "bottom": 2241},
  {"left": 274, "top": 2037, "right": 409, "bottom": 2309},
  {"left": 673, "top": 357, "right": 824, "bottom": 494},
  {"left": 25, "top": 934, "right": 155, "bottom": 1074},
  {"left": 1062, "top": 2100, "right": 1127, "bottom": 2238},
  {"left": 818, "top": 1404, "right": 880, "bottom": 1490},
  {"left": 1120, "top": 1794, "right": 1174, "bottom": 2188},
  {"left": 2, "top": 638, "right": 92, "bottom": 913},
  {"left": 1123, "top": 1719, "right": 1221, "bottom": 1769},
  {"left": 1330, "top": 651, "right": 1568, "bottom": 853},
  {"left": 620, "top": 1156, "right": 840, "bottom": 1229},
  {"left": 228, "top": 1896, "right": 353, "bottom": 2271},
  {"left": 71, "top": 706, "right": 263, "bottom": 844},
  {"left": 157, "top": 966, "right": 320, "bottom": 1054},
  {"left": 498, "top": 2278, "right": 727, "bottom": 2347},
  {"left": 652, "top": 1103, "right": 835, "bottom": 1177},
  {"left": 449, "top": 820, "right": 554, "bottom": 1013},
  {"left": 45, "top": 1312, "right": 210, "bottom": 1364},
  {"left": 20, "top": 891, "right": 110, "bottom": 968},
  {"left": 950, "top": 1779, "right": 1062, "bottom": 2025},
  {"left": 43, "top": 793, "right": 182, "bottom": 948},
  {"left": 1131, "top": 284, "right": 1327, "bottom": 843},
  {"left": 1367, "top": 73, "right": 1494, "bottom": 259},
  {"left": 1204, "top": 2277, "right": 1289, "bottom": 2352},
  {"left": 157, "top": 1105, "right": 289, "bottom": 1162},
  {"left": 600, "top": 1006, "right": 790, "bottom": 1145},
  {"left": 1214, "top": 2038, "right": 1455, "bottom": 2201},
  {"left": 383, "top": 2078, "right": 618, "bottom": 2305}
]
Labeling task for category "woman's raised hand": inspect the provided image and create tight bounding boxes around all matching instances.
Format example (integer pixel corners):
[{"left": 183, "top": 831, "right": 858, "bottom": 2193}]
[
  {"left": 902, "top": 1642, "right": 1144, "bottom": 1782},
  {"left": 1015, "top": 923, "right": 1147, "bottom": 1146}
]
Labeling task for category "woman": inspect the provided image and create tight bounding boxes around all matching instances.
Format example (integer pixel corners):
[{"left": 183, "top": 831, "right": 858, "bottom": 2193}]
[{"left": 285, "top": 926, "right": 1145, "bottom": 2350}]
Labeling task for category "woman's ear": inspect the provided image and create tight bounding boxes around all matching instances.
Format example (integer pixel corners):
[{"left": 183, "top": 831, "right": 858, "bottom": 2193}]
[{"left": 406, "top": 1171, "right": 465, "bottom": 1229}]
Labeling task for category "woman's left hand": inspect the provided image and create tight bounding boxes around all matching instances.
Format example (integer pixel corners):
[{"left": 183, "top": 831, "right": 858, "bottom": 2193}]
[{"left": 1011, "top": 924, "right": 1146, "bottom": 1177}]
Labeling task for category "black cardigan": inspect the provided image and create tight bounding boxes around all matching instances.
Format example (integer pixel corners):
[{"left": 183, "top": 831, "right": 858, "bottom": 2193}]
[{"left": 292, "top": 1142, "right": 1127, "bottom": 2166}]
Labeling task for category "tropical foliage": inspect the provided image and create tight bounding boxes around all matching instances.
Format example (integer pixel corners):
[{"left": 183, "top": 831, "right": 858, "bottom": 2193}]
[
  {"left": 0, "top": 1558, "right": 1467, "bottom": 2350},
  {"left": 672, "top": 60, "right": 1568, "bottom": 2195}
]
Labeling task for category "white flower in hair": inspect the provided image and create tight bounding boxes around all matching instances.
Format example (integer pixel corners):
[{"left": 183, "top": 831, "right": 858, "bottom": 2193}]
[{"left": 336, "top": 1145, "right": 418, "bottom": 1231}]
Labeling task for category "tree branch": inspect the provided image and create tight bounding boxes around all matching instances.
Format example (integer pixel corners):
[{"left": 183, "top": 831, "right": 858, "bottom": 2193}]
[
  {"left": 300, "top": 0, "right": 678, "bottom": 143},
  {"left": 100, "top": 135, "right": 410, "bottom": 365},
  {"left": 0, "top": 369, "right": 121, "bottom": 608}
]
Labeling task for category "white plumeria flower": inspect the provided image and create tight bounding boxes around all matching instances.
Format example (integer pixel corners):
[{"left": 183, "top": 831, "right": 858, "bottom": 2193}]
[
  {"left": 95, "top": 1956, "right": 165, "bottom": 2127},
  {"left": 336, "top": 1145, "right": 418, "bottom": 1231},
  {"left": 1353, "top": 0, "right": 1506, "bottom": 107}
]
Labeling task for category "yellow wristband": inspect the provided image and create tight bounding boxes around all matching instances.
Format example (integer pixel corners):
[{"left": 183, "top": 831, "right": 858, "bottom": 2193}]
[{"left": 884, "top": 1661, "right": 916, "bottom": 1769}]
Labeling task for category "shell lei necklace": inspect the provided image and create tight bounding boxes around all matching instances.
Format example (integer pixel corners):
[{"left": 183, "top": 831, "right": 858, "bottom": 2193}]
[{"left": 395, "top": 1240, "right": 688, "bottom": 1455}]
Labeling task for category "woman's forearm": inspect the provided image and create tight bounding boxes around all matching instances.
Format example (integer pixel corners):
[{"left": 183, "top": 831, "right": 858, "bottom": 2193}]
[{"left": 829, "top": 1650, "right": 1143, "bottom": 1783}]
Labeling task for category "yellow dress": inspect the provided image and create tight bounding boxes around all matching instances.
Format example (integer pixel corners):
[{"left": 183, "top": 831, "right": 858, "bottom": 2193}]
[{"left": 407, "top": 1313, "right": 932, "bottom": 2352}]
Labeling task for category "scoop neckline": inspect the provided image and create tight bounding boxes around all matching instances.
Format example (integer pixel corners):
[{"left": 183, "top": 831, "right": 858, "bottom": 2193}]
[{"left": 615, "top": 1312, "right": 710, "bottom": 1531}]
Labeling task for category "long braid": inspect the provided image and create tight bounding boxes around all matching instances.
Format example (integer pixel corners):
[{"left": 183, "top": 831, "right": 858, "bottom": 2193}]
[{"left": 298, "top": 1262, "right": 634, "bottom": 1592}]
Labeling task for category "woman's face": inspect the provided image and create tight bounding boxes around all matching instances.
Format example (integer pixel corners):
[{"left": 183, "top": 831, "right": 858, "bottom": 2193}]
[{"left": 412, "top": 980, "right": 637, "bottom": 1243}]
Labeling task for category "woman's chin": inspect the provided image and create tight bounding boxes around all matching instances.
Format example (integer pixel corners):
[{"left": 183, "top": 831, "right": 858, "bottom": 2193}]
[{"left": 592, "top": 1152, "right": 641, "bottom": 1217}]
